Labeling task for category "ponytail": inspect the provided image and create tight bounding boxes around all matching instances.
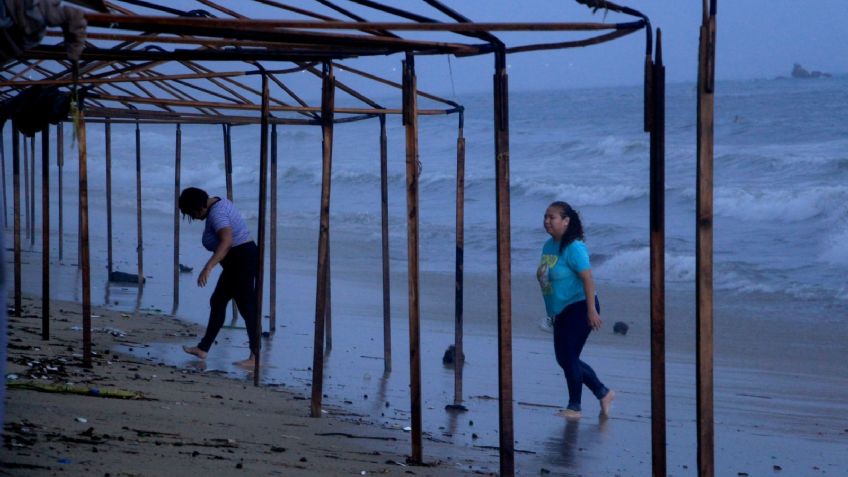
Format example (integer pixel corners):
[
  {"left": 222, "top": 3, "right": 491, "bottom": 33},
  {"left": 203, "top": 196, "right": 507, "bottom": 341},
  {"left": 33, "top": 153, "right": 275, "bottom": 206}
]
[{"left": 548, "top": 201, "right": 585, "bottom": 255}]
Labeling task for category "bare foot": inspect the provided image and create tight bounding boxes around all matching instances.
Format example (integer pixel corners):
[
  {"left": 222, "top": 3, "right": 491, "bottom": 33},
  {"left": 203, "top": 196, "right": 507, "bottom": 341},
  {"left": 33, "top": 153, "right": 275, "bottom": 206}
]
[
  {"left": 233, "top": 356, "right": 256, "bottom": 368},
  {"left": 182, "top": 345, "right": 207, "bottom": 359},
  {"left": 555, "top": 408, "right": 582, "bottom": 420},
  {"left": 600, "top": 390, "right": 615, "bottom": 416}
]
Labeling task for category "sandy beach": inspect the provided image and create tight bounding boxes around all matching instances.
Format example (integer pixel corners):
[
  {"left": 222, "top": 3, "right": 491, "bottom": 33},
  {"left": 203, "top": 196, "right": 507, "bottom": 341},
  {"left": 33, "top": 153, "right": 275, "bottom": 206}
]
[
  {"left": 2, "top": 296, "right": 494, "bottom": 476},
  {"left": 4, "top": 217, "right": 848, "bottom": 476}
]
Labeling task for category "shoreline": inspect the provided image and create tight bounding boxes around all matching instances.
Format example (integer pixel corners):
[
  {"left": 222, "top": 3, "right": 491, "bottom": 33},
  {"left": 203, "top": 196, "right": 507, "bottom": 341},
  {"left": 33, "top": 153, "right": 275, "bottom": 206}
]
[
  {"left": 2, "top": 296, "right": 497, "bottom": 476},
  {"left": 5, "top": 223, "right": 848, "bottom": 475}
]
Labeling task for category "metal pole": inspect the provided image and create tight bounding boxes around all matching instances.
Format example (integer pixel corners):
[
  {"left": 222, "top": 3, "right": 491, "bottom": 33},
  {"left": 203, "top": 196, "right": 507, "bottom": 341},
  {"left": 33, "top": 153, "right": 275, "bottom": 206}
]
[
  {"left": 269, "top": 123, "right": 278, "bottom": 333},
  {"left": 173, "top": 124, "right": 181, "bottom": 311},
  {"left": 78, "top": 113, "right": 92, "bottom": 368},
  {"left": 402, "top": 53, "right": 423, "bottom": 464},
  {"left": 23, "top": 132, "right": 29, "bottom": 244},
  {"left": 494, "top": 46, "right": 515, "bottom": 477},
  {"left": 41, "top": 128, "right": 50, "bottom": 340},
  {"left": 135, "top": 122, "right": 143, "bottom": 286},
  {"left": 696, "top": 2, "right": 717, "bottom": 476},
  {"left": 254, "top": 72, "right": 271, "bottom": 383},
  {"left": 223, "top": 124, "right": 233, "bottom": 200},
  {"left": 29, "top": 137, "right": 34, "bottom": 247},
  {"left": 223, "top": 123, "right": 238, "bottom": 326},
  {"left": 649, "top": 28, "right": 667, "bottom": 477},
  {"left": 1, "top": 127, "right": 7, "bottom": 229},
  {"left": 57, "top": 124, "right": 63, "bottom": 262},
  {"left": 379, "top": 114, "right": 391, "bottom": 373},
  {"left": 105, "top": 120, "right": 113, "bottom": 276},
  {"left": 12, "top": 127, "right": 21, "bottom": 316},
  {"left": 454, "top": 111, "right": 466, "bottom": 405},
  {"left": 310, "top": 62, "right": 334, "bottom": 417}
]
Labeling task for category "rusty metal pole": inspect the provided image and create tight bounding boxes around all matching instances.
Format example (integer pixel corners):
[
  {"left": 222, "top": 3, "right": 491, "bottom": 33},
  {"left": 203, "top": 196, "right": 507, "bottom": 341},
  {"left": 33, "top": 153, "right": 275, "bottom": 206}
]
[
  {"left": 379, "top": 114, "right": 391, "bottom": 373},
  {"left": 29, "top": 137, "right": 34, "bottom": 247},
  {"left": 223, "top": 123, "right": 238, "bottom": 326},
  {"left": 649, "top": 28, "right": 667, "bottom": 477},
  {"left": 105, "top": 120, "right": 113, "bottom": 276},
  {"left": 57, "top": 124, "right": 63, "bottom": 262},
  {"left": 1, "top": 128, "right": 7, "bottom": 229},
  {"left": 454, "top": 111, "right": 466, "bottom": 405},
  {"left": 310, "top": 62, "right": 334, "bottom": 417},
  {"left": 78, "top": 112, "right": 92, "bottom": 368},
  {"left": 223, "top": 124, "right": 233, "bottom": 201},
  {"left": 23, "top": 133, "right": 29, "bottom": 244},
  {"left": 41, "top": 127, "right": 50, "bottom": 340},
  {"left": 402, "top": 53, "right": 423, "bottom": 464},
  {"left": 494, "top": 46, "right": 515, "bottom": 477},
  {"left": 173, "top": 124, "right": 182, "bottom": 312},
  {"left": 254, "top": 72, "right": 271, "bottom": 384},
  {"left": 696, "top": 2, "right": 717, "bottom": 476},
  {"left": 269, "top": 123, "right": 278, "bottom": 334},
  {"left": 12, "top": 127, "right": 21, "bottom": 316},
  {"left": 135, "top": 122, "right": 144, "bottom": 287}
]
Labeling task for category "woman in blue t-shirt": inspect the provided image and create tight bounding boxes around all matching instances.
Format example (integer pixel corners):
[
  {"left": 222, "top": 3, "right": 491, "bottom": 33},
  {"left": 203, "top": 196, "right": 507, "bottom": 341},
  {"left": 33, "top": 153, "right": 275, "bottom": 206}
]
[
  {"left": 537, "top": 201, "right": 614, "bottom": 419},
  {"left": 178, "top": 187, "right": 259, "bottom": 368}
]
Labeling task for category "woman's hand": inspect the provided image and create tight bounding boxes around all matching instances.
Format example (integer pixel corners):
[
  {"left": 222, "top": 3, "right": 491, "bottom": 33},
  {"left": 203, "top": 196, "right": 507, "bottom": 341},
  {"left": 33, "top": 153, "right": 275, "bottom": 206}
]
[
  {"left": 587, "top": 307, "right": 602, "bottom": 330},
  {"left": 198, "top": 265, "right": 213, "bottom": 287}
]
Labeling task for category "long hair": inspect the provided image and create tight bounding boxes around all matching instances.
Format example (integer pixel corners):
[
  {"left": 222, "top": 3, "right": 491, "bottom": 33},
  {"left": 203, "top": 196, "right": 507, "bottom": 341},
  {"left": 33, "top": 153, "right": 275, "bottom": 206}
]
[
  {"left": 178, "top": 187, "right": 208, "bottom": 221},
  {"left": 549, "top": 201, "right": 585, "bottom": 255}
]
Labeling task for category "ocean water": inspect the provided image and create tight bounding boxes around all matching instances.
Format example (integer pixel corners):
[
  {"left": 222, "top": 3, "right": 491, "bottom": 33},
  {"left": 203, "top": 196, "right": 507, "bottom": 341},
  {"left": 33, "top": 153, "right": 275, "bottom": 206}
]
[{"left": 5, "top": 75, "right": 848, "bottom": 315}]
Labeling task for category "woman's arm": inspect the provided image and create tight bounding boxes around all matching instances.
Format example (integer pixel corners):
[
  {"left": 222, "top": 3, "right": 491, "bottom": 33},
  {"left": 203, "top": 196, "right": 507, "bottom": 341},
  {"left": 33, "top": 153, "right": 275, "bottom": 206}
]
[
  {"left": 198, "top": 227, "right": 233, "bottom": 287},
  {"left": 578, "top": 268, "right": 602, "bottom": 330}
]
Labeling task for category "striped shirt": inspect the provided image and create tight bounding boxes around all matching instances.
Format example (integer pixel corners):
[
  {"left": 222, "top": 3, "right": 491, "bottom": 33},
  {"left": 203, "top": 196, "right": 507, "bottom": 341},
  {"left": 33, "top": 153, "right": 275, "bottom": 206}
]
[{"left": 202, "top": 198, "right": 251, "bottom": 252}]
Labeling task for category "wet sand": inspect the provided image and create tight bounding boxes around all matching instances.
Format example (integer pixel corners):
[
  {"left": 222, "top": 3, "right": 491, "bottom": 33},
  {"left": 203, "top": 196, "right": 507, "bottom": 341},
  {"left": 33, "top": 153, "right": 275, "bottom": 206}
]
[
  {"left": 5, "top": 216, "right": 848, "bottom": 475},
  {"left": 2, "top": 297, "right": 490, "bottom": 476}
]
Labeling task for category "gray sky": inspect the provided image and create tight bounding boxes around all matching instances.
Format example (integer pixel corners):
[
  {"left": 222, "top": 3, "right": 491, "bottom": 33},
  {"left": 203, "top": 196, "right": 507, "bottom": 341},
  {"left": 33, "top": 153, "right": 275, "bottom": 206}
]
[
  {"left": 348, "top": 0, "right": 848, "bottom": 94},
  {"left": 116, "top": 1, "right": 848, "bottom": 97}
]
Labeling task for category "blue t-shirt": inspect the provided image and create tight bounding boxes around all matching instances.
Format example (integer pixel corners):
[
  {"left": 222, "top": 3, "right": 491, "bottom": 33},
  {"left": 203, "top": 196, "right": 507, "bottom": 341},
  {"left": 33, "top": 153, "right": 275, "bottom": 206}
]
[
  {"left": 202, "top": 198, "right": 251, "bottom": 252},
  {"left": 538, "top": 239, "right": 591, "bottom": 317}
]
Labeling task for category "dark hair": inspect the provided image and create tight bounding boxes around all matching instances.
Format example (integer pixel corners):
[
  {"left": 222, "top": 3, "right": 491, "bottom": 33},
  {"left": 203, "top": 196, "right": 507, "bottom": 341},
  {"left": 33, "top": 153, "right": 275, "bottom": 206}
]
[
  {"left": 548, "top": 201, "right": 585, "bottom": 255},
  {"left": 179, "top": 187, "right": 208, "bottom": 220}
]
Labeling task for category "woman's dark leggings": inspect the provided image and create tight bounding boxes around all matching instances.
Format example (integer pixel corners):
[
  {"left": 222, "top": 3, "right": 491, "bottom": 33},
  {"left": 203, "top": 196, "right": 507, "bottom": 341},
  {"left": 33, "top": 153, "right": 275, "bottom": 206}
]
[
  {"left": 197, "top": 241, "right": 260, "bottom": 356},
  {"left": 553, "top": 297, "right": 609, "bottom": 412}
]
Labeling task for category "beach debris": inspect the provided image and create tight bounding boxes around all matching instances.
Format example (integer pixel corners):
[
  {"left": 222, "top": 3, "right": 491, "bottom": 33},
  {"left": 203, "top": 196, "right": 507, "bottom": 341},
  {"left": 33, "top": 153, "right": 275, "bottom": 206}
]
[
  {"left": 75, "top": 417, "right": 87, "bottom": 423},
  {"left": 316, "top": 432, "right": 397, "bottom": 441},
  {"left": 8, "top": 381, "right": 147, "bottom": 400},
  {"left": 445, "top": 404, "right": 468, "bottom": 412},
  {"left": 613, "top": 321, "right": 629, "bottom": 335},
  {"left": 442, "top": 345, "right": 464, "bottom": 366},
  {"left": 540, "top": 468, "right": 551, "bottom": 474},
  {"left": 402, "top": 426, "right": 412, "bottom": 432},
  {"left": 539, "top": 316, "right": 554, "bottom": 333},
  {"left": 773, "top": 465, "right": 782, "bottom": 471},
  {"left": 270, "top": 446, "right": 286, "bottom": 453},
  {"left": 109, "top": 270, "right": 145, "bottom": 284},
  {"left": 179, "top": 263, "right": 194, "bottom": 273}
]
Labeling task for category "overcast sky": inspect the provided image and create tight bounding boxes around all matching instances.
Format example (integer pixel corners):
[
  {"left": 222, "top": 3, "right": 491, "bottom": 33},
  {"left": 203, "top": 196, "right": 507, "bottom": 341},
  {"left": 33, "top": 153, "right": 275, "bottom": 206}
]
[
  {"left": 123, "top": 1, "right": 848, "bottom": 97},
  {"left": 339, "top": 0, "right": 848, "bottom": 94}
]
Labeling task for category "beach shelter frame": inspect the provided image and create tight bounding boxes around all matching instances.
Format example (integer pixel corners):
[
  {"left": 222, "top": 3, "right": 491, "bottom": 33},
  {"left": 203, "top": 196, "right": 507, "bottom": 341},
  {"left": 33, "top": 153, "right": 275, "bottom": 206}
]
[{"left": 0, "top": 0, "right": 722, "bottom": 475}]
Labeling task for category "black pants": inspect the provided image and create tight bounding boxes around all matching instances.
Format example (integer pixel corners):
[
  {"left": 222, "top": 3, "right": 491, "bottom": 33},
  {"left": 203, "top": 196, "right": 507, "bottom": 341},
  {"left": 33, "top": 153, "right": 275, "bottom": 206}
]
[
  {"left": 197, "top": 241, "right": 260, "bottom": 355},
  {"left": 553, "top": 297, "right": 608, "bottom": 411}
]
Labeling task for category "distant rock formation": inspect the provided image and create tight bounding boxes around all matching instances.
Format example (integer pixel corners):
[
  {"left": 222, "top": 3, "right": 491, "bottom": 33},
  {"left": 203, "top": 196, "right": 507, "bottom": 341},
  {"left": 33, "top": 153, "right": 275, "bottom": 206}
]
[{"left": 792, "top": 63, "right": 832, "bottom": 79}]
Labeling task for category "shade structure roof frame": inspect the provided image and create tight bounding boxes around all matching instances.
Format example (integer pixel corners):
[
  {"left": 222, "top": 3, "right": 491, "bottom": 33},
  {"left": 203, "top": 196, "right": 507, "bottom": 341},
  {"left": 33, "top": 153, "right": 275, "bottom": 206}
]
[{"left": 0, "top": 2, "right": 678, "bottom": 477}]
